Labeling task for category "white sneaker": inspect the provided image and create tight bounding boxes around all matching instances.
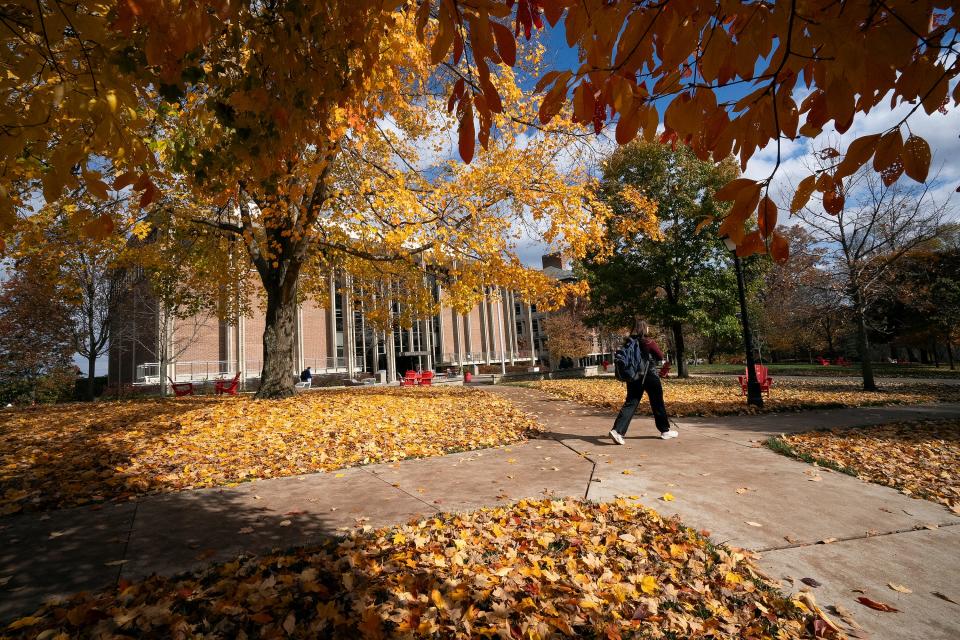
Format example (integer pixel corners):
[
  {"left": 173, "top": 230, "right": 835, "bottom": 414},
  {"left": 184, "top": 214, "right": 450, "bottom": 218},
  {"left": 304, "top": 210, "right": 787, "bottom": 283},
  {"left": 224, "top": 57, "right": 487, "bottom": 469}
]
[
  {"left": 660, "top": 430, "right": 679, "bottom": 440},
  {"left": 609, "top": 429, "right": 625, "bottom": 445}
]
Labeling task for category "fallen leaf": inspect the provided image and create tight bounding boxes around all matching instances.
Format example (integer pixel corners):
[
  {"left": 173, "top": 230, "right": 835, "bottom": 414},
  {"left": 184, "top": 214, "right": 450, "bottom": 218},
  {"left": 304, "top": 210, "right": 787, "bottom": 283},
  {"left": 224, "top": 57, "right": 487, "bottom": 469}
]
[
  {"left": 932, "top": 591, "right": 958, "bottom": 605},
  {"left": 736, "top": 487, "right": 750, "bottom": 494},
  {"left": 801, "top": 577, "right": 822, "bottom": 588},
  {"left": 857, "top": 596, "right": 899, "bottom": 612},
  {"left": 819, "top": 537, "right": 837, "bottom": 544},
  {"left": 661, "top": 493, "right": 675, "bottom": 502},
  {"left": 745, "top": 521, "right": 763, "bottom": 527},
  {"left": 278, "top": 520, "right": 292, "bottom": 527},
  {"left": 888, "top": 582, "right": 912, "bottom": 593}
]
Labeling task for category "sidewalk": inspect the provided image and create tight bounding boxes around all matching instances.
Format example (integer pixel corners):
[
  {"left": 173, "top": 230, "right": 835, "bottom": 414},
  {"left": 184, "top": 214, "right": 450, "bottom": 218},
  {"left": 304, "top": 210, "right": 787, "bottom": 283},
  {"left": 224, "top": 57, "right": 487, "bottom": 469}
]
[{"left": 2, "top": 390, "right": 958, "bottom": 639}]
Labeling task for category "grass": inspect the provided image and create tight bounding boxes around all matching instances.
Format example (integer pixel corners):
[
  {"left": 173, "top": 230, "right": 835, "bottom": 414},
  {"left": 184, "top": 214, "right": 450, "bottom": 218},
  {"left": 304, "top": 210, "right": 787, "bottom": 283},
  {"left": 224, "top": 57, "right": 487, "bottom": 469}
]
[
  {"left": 764, "top": 436, "right": 860, "bottom": 476},
  {"left": 689, "top": 362, "right": 960, "bottom": 379}
]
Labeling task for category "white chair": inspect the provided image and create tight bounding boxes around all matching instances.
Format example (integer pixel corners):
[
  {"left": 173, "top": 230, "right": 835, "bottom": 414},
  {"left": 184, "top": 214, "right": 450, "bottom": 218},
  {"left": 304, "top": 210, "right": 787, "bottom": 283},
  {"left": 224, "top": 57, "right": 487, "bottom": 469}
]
[{"left": 294, "top": 380, "right": 312, "bottom": 391}]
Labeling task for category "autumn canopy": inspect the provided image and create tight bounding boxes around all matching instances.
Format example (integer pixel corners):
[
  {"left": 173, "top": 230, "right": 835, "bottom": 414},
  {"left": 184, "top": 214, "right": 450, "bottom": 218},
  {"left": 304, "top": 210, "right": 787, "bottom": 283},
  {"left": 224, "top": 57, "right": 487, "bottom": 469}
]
[{"left": 1, "top": 0, "right": 956, "bottom": 395}]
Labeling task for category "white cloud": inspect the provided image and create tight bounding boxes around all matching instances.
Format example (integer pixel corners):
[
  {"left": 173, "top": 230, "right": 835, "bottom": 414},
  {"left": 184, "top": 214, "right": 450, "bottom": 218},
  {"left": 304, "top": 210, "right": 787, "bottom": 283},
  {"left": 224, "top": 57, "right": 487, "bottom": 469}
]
[{"left": 743, "top": 90, "right": 959, "bottom": 218}]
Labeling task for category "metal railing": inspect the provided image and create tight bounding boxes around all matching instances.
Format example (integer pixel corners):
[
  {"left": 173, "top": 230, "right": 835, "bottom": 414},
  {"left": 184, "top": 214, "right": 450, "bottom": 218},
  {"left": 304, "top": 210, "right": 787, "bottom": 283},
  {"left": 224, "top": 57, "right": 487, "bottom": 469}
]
[
  {"left": 437, "top": 350, "right": 537, "bottom": 365},
  {"left": 136, "top": 357, "right": 347, "bottom": 384},
  {"left": 137, "top": 361, "right": 236, "bottom": 383}
]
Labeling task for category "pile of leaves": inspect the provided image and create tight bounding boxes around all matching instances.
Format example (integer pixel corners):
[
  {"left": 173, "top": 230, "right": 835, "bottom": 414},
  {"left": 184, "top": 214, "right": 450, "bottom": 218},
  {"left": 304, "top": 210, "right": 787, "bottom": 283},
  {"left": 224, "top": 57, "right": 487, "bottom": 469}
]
[
  {"left": 4, "top": 498, "right": 820, "bottom": 639},
  {"left": 775, "top": 419, "right": 959, "bottom": 511},
  {"left": 526, "top": 378, "right": 960, "bottom": 417},
  {"left": 0, "top": 388, "right": 540, "bottom": 515}
]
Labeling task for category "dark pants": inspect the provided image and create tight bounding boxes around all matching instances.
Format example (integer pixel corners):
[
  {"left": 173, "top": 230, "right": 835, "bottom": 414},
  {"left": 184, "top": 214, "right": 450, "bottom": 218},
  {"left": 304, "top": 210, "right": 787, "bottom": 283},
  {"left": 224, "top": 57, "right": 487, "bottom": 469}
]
[{"left": 612, "top": 374, "right": 671, "bottom": 435}]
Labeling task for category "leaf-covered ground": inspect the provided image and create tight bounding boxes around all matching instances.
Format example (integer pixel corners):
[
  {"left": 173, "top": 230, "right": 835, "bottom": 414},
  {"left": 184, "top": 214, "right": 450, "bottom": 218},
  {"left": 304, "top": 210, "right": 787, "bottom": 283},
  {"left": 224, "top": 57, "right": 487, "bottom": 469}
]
[
  {"left": 524, "top": 377, "right": 960, "bottom": 417},
  {"left": 0, "top": 388, "right": 540, "bottom": 515},
  {"left": 3, "top": 498, "right": 823, "bottom": 639},
  {"left": 772, "top": 419, "right": 959, "bottom": 512}
]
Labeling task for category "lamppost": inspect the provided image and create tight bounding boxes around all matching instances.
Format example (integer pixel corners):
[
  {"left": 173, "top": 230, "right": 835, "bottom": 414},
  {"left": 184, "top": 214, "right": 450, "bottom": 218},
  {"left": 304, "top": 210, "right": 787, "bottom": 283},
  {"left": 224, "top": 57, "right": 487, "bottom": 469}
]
[{"left": 722, "top": 236, "right": 763, "bottom": 408}]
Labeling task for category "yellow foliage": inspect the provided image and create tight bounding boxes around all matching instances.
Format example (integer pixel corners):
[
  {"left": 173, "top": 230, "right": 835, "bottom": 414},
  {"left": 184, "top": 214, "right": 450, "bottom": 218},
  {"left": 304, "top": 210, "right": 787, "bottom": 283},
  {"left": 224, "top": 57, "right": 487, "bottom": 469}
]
[
  {"left": 0, "top": 388, "right": 540, "bottom": 515},
  {"left": 9, "top": 498, "right": 814, "bottom": 638}
]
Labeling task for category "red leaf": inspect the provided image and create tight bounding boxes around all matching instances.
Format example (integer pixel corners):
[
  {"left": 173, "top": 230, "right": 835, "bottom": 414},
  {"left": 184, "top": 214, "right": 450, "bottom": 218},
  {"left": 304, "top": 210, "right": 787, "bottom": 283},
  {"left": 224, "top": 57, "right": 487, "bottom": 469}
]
[
  {"left": 491, "top": 22, "right": 516, "bottom": 66},
  {"left": 458, "top": 98, "right": 475, "bottom": 164},
  {"left": 757, "top": 196, "right": 777, "bottom": 238},
  {"left": 857, "top": 596, "right": 899, "bottom": 612}
]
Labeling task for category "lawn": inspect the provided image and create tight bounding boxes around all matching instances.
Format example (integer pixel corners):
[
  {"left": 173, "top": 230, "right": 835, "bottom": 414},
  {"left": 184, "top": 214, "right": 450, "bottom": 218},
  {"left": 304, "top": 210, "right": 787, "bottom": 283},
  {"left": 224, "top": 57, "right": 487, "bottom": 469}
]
[
  {"left": 769, "top": 419, "right": 960, "bottom": 513},
  {"left": 689, "top": 362, "right": 960, "bottom": 379},
  {"left": 3, "top": 498, "right": 827, "bottom": 639},
  {"left": 0, "top": 387, "right": 540, "bottom": 515},
  {"left": 522, "top": 377, "right": 960, "bottom": 417}
]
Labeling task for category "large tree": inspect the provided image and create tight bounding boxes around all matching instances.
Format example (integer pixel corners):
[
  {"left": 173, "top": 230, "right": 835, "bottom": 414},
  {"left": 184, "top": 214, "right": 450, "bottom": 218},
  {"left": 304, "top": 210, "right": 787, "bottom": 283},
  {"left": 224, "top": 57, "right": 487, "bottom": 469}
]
[
  {"left": 161, "top": 16, "right": 607, "bottom": 397},
  {"left": 582, "top": 140, "right": 740, "bottom": 377}
]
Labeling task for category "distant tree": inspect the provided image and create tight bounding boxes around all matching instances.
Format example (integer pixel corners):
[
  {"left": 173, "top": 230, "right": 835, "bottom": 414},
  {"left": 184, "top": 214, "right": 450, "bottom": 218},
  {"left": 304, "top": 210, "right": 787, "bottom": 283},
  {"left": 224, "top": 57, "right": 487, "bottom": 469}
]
[
  {"left": 542, "top": 298, "right": 594, "bottom": 367},
  {"left": 582, "top": 140, "right": 740, "bottom": 377},
  {"left": 796, "top": 161, "right": 950, "bottom": 390},
  {"left": 755, "top": 225, "right": 846, "bottom": 361},
  {"left": 0, "top": 261, "right": 76, "bottom": 404},
  {"left": 872, "top": 227, "right": 960, "bottom": 368}
]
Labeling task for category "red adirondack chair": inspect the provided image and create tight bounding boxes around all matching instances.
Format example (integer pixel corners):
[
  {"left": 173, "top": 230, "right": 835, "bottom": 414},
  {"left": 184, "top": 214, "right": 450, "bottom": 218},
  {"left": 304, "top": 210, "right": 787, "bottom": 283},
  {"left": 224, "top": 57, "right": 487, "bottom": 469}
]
[
  {"left": 214, "top": 372, "right": 241, "bottom": 396},
  {"left": 816, "top": 356, "right": 831, "bottom": 366},
  {"left": 168, "top": 377, "right": 194, "bottom": 397},
  {"left": 833, "top": 356, "right": 850, "bottom": 366},
  {"left": 738, "top": 365, "right": 773, "bottom": 396},
  {"left": 401, "top": 370, "right": 419, "bottom": 387},
  {"left": 419, "top": 370, "right": 434, "bottom": 386}
]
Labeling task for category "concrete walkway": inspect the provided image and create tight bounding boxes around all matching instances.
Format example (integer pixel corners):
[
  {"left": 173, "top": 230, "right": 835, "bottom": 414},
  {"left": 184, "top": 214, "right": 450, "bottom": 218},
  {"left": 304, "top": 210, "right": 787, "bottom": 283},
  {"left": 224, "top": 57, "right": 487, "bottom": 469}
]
[{"left": 2, "top": 390, "right": 958, "bottom": 639}]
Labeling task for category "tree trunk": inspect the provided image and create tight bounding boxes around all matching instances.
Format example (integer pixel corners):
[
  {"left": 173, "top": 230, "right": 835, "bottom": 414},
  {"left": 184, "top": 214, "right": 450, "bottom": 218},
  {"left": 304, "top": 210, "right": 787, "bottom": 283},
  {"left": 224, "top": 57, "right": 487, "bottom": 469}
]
[
  {"left": 85, "top": 308, "right": 97, "bottom": 401},
  {"left": 86, "top": 349, "right": 96, "bottom": 401},
  {"left": 159, "top": 310, "right": 169, "bottom": 398},
  {"left": 931, "top": 340, "right": 940, "bottom": 368},
  {"left": 946, "top": 339, "right": 955, "bottom": 370},
  {"left": 853, "top": 306, "right": 876, "bottom": 391},
  {"left": 257, "top": 278, "right": 298, "bottom": 399},
  {"left": 671, "top": 322, "right": 688, "bottom": 378}
]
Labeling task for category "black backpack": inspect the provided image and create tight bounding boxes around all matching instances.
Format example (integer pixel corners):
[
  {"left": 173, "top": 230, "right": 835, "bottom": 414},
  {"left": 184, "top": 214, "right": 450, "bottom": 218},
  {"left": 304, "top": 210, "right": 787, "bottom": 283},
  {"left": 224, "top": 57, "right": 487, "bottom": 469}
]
[{"left": 614, "top": 338, "right": 653, "bottom": 382}]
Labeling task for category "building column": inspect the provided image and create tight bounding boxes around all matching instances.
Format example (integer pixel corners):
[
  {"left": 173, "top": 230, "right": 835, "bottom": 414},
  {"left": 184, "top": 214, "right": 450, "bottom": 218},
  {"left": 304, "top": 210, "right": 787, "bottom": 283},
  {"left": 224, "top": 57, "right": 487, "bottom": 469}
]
[
  {"left": 327, "top": 273, "right": 337, "bottom": 370},
  {"left": 294, "top": 303, "right": 304, "bottom": 374},
  {"left": 485, "top": 288, "right": 497, "bottom": 363},
  {"left": 236, "top": 311, "right": 245, "bottom": 390},
  {"left": 477, "top": 298, "right": 488, "bottom": 363},
  {"left": 527, "top": 302, "right": 537, "bottom": 365},
  {"left": 435, "top": 285, "right": 445, "bottom": 363},
  {"left": 463, "top": 310, "right": 475, "bottom": 372},
  {"left": 344, "top": 277, "right": 356, "bottom": 377},
  {"left": 424, "top": 316, "right": 433, "bottom": 371},
  {"left": 385, "top": 329, "right": 397, "bottom": 383},
  {"left": 451, "top": 310, "right": 461, "bottom": 366},
  {"left": 506, "top": 289, "right": 517, "bottom": 365}
]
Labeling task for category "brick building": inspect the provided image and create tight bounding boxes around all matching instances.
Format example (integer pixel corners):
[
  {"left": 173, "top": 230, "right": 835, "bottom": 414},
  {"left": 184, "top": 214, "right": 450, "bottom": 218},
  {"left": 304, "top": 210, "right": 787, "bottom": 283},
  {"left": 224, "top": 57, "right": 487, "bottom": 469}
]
[
  {"left": 110, "top": 275, "right": 542, "bottom": 388},
  {"left": 109, "top": 255, "right": 613, "bottom": 388}
]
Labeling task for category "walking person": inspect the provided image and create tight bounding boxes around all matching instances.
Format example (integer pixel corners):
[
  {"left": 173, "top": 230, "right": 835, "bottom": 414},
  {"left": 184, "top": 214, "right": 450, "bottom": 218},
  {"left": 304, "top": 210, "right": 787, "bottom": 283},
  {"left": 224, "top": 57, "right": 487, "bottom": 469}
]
[{"left": 609, "top": 320, "right": 677, "bottom": 444}]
